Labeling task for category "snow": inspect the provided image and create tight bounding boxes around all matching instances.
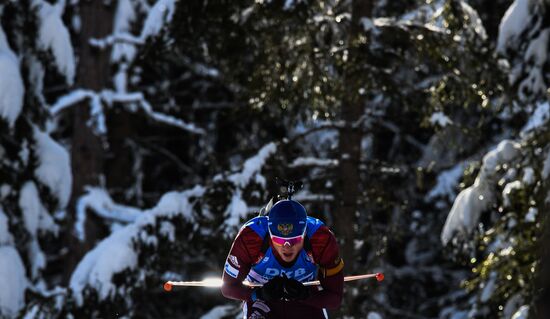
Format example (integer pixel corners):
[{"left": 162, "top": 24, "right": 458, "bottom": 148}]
[
  {"left": 28, "top": 239, "right": 46, "bottom": 279},
  {"left": 51, "top": 90, "right": 205, "bottom": 134},
  {"left": 367, "top": 312, "right": 383, "bottom": 319},
  {"left": 487, "top": 235, "right": 506, "bottom": 254},
  {"left": 525, "top": 207, "right": 537, "bottom": 222},
  {"left": 33, "top": 127, "right": 72, "bottom": 207},
  {"left": 70, "top": 226, "right": 138, "bottom": 305},
  {"left": 518, "top": 30, "right": 549, "bottom": 99},
  {"left": 199, "top": 305, "right": 234, "bottom": 319},
  {"left": 449, "top": 311, "right": 469, "bottom": 319},
  {"left": 228, "top": 142, "right": 277, "bottom": 188},
  {"left": 0, "top": 185, "right": 10, "bottom": 199},
  {"left": 503, "top": 293, "right": 523, "bottom": 319},
  {"left": 507, "top": 217, "right": 518, "bottom": 229},
  {"left": 441, "top": 184, "right": 491, "bottom": 245},
  {"left": 511, "top": 305, "right": 529, "bottom": 319},
  {"left": 90, "top": 94, "right": 107, "bottom": 134},
  {"left": 430, "top": 111, "right": 453, "bottom": 127},
  {"left": 399, "top": 0, "right": 442, "bottom": 24},
  {"left": 22, "top": 305, "right": 40, "bottom": 319},
  {"left": 34, "top": 0, "right": 76, "bottom": 85},
  {"left": 75, "top": 187, "right": 142, "bottom": 241},
  {"left": 19, "top": 181, "right": 58, "bottom": 278},
  {"left": 0, "top": 209, "right": 14, "bottom": 245},
  {"left": 521, "top": 101, "right": 549, "bottom": 134},
  {"left": 292, "top": 191, "right": 334, "bottom": 202},
  {"left": 283, "top": 0, "right": 296, "bottom": 10},
  {"left": 225, "top": 190, "right": 249, "bottom": 229},
  {"left": 70, "top": 186, "right": 205, "bottom": 305},
  {"left": 361, "top": 18, "right": 375, "bottom": 32},
  {"left": 525, "top": 28, "right": 549, "bottom": 67},
  {"left": 114, "top": 64, "right": 128, "bottom": 93},
  {"left": 289, "top": 157, "right": 338, "bottom": 168},
  {"left": 159, "top": 221, "right": 176, "bottom": 242},
  {"left": 497, "top": 0, "right": 549, "bottom": 100},
  {"left": 188, "top": 61, "right": 220, "bottom": 78},
  {"left": 19, "top": 141, "right": 30, "bottom": 166},
  {"left": 221, "top": 143, "right": 277, "bottom": 230},
  {"left": 522, "top": 167, "right": 535, "bottom": 185},
  {"left": 145, "top": 103, "right": 204, "bottom": 133},
  {"left": 0, "top": 247, "right": 27, "bottom": 318},
  {"left": 72, "top": 13, "right": 81, "bottom": 32},
  {"left": 0, "top": 26, "right": 24, "bottom": 127},
  {"left": 441, "top": 140, "right": 521, "bottom": 245},
  {"left": 107, "top": 91, "right": 205, "bottom": 134},
  {"left": 460, "top": 1, "right": 487, "bottom": 39},
  {"left": 154, "top": 188, "right": 205, "bottom": 220},
  {"left": 111, "top": 0, "right": 137, "bottom": 63},
  {"left": 480, "top": 272, "right": 497, "bottom": 302},
  {"left": 502, "top": 180, "right": 522, "bottom": 207},
  {"left": 50, "top": 89, "right": 94, "bottom": 115},
  {"left": 24, "top": 66, "right": 43, "bottom": 110},
  {"left": 140, "top": 0, "right": 175, "bottom": 40},
  {"left": 497, "top": 0, "right": 531, "bottom": 55},
  {"left": 19, "top": 182, "right": 59, "bottom": 236},
  {"left": 427, "top": 162, "right": 466, "bottom": 201}
]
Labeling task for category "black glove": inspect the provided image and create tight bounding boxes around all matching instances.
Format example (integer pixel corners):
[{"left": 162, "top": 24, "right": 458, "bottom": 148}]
[
  {"left": 283, "top": 277, "right": 310, "bottom": 301},
  {"left": 249, "top": 300, "right": 271, "bottom": 319},
  {"left": 256, "top": 276, "right": 286, "bottom": 301}
]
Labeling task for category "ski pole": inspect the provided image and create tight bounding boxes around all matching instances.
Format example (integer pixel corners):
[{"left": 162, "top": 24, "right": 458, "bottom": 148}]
[{"left": 163, "top": 272, "right": 384, "bottom": 291}]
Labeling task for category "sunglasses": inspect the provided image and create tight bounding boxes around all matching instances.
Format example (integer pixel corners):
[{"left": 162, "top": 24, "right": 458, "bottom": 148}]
[{"left": 268, "top": 226, "right": 306, "bottom": 247}]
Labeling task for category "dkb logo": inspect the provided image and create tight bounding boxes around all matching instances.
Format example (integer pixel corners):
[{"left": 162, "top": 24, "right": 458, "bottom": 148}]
[{"left": 265, "top": 268, "right": 307, "bottom": 278}]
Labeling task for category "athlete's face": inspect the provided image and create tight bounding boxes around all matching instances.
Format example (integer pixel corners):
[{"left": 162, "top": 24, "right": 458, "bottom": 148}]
[{"left": 272, "top": 239, "right": 304, "bottom": 263}]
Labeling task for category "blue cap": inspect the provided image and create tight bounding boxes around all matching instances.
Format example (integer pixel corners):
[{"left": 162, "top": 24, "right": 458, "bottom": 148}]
[{"left": 267, "top": 200, "right": 307, "bottom": 238}]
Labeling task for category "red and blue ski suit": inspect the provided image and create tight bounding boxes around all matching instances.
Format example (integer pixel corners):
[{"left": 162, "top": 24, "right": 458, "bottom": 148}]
[{"left": 221, "top": 216, "right": 344, "bottom": 318}]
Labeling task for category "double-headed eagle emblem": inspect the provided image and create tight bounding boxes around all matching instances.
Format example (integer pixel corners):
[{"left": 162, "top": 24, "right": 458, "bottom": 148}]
[{"left": 277, "top": 223, "right": 294, "bottom": 236}]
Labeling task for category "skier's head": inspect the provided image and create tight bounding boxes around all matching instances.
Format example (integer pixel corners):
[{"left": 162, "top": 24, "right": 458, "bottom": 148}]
[
  {"left": 268, "top": 199, "right": 307, "bottom": 262},
  {"left": 268, "top": 199, "right": 307, "bottom": 237}
]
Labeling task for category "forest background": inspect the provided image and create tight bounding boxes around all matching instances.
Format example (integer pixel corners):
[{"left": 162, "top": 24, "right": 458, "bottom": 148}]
[{"left": 1, "top": 0, "right": 550, "bottom": 318}]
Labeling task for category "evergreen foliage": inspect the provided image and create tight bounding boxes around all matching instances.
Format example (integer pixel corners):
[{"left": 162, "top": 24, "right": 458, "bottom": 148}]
[{"left": 0, "top": 0, "right": 549, "bottom": 318}]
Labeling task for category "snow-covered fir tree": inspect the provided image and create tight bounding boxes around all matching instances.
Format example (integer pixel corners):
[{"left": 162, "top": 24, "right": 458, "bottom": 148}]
[{"left": 0, "top": 0, "right": 549, "bottom": 318}]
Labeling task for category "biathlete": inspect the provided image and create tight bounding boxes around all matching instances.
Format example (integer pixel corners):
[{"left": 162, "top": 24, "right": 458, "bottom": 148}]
[{"left": 221, "top": 199, "right": 344, "bottom": 319}]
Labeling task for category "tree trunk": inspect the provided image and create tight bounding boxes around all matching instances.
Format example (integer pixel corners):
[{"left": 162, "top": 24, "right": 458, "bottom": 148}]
[
  {"left": 536, "top": 212, "right": 550, "bottom": 319},
  {"left": 105, "top": 108, "right": 136, "bottom": 203},
  {"left": 334, "top": 0, "right": 373, "bottom": 271},
  {"left": 333, "top": 0, "right": 373, "bottom": 315},
  {"left": 64, "top": 1, "right": 114, "bottom": 282}
]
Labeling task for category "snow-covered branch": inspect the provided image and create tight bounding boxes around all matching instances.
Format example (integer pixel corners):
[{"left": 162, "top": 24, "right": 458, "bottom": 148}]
[
  {"left": 441, "top": 140, "right": 522, "bottom": 245},
  {"left": 0, "top": 26, "right": 24, "bottom": 127},
  {"left": 89, "top": 33, "right": 145, "bottom": 49},
  {"left": 75, "top": 187, "right": 143, "bottom": 241},
  {"left": 34, "top": 0, "right": 75, "bottom": 85},
  {"left": 497, "top": 0, "right": 550, "bottom": 101},
  {"left": 50, "top": 89, "right": 94, "bottom": 115},
  {"left": 224, "top": 142, "right": 277, "bottom": 228},
  {"left": 426, "top": 162, "right": 467, "bottom": 201},
  {"left": 228, "top": 143, "right": 277, "bottom": 189},
  {"left": 89, "top": 0, "right": 176, "bottom": 51},
  {"left": 289, "top": 157, "right": 338, "bottom": 168},
  {"left": 292, "top": 192, "right": 335, "bottom": 202},
  {"left": 33, "top": 127, "right": 73, "bottom": 207},
  {"left": 284, "top": 123, "right": 342, "bottom": 147},
  {"left": 70, "top": 185, "right": 205, "bottom": 306},
  {"left": 51, "top": 89, "right": 205, "bottom": 135}
]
